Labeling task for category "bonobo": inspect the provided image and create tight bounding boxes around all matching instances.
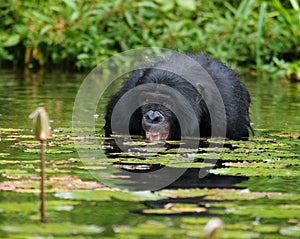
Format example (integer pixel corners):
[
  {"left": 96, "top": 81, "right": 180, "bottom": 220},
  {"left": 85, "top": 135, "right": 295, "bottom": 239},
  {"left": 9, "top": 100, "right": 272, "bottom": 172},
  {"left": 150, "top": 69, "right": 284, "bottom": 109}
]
[{"left": 104, "top": 53, "right": 251, "bottom": 141}]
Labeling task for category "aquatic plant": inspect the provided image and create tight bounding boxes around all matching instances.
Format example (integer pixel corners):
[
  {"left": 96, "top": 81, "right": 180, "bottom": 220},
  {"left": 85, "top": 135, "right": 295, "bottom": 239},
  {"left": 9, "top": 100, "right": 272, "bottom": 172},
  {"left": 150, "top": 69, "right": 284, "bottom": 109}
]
[{"left": 30, "top": 107, "right": 51, "bottom": 223}]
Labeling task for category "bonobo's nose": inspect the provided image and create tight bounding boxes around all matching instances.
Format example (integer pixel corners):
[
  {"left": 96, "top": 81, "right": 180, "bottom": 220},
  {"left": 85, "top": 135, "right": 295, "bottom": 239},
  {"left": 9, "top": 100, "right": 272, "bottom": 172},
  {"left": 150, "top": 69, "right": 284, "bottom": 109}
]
[{"left": 143, "top": 110, "right": 164, "bottom": 126}]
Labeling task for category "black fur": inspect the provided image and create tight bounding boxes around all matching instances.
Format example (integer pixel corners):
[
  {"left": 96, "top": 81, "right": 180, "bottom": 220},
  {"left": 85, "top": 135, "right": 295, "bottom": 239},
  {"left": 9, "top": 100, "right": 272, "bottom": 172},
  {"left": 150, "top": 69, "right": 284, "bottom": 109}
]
[{"left": 104, "top": 53, "right": 251, "bottom": 141}]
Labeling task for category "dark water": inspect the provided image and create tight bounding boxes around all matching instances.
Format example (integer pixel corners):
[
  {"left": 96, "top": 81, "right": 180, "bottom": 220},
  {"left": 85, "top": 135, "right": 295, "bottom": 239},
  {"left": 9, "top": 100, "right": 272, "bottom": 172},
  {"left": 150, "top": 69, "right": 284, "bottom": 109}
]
[
  {"left": 0, "top": 68, "right": 299, "bottom": 238},
  {"left": 0, "top": 69, "right": 299, "bottom": 133}
]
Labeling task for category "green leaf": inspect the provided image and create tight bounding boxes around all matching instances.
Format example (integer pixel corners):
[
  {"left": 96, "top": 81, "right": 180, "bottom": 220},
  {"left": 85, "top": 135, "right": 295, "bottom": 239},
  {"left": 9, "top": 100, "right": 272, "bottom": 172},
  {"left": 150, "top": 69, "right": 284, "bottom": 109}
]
[
  {"left": 31, "top": 10, "right": 55, "bottom": 23},
  {"left": 161, "top": 1, "right": 175, "bottom": 12},
  {"left": 2, "top": 223, "right": 104, "bottom": 235},
  {"left": 63, "top": 0, "right": 77, "bottom": 10},
  {"left": 289, "top": 0, "right": 299, "bottom": 11},
  {"left": 210, "top": 167, "right": 300, "bottom": 177},
  {"left": 77, "top": 53, "right": 90, "bottom": 60},
  {"left": 54, "top": 190, "right": 166, "bottom": 202},
  {"left": 124, "top": 9, "right": 134, "bottom": 27},
  {"left": 3, "top": 35, "right": 20, "bottom": 47},
  {"left": 280, "top": 226, "right": 300, "bottom": 237},
  {"left": 176, "top": 0, "right": 196, "bottom": 11},
  {"left": 40, "top": 25, "right": 52, "bottom": 35}
]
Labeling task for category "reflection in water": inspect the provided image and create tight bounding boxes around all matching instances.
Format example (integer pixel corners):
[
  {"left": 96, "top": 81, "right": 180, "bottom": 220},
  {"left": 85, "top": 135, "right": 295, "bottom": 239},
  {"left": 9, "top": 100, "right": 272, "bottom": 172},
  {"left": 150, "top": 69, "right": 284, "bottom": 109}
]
[
  {"left": 0, "top": 68, "right": 85, "bottom": 129},
  {"left": 244, "top": 77, "right": 300, "bottom": 133},
  {"left": 110, "top": 166, "right": 248, "bottom": 191},
  {"left": 100, "top": 136, "right": 248, "bottom": 191}
]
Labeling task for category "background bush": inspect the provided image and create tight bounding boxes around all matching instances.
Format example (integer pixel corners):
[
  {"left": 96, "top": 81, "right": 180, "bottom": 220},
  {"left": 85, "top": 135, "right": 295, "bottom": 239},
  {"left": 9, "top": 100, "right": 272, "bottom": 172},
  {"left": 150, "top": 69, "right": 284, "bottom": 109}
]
[{"left": 0, "top": 0, "right": 299, "bottom": 78}]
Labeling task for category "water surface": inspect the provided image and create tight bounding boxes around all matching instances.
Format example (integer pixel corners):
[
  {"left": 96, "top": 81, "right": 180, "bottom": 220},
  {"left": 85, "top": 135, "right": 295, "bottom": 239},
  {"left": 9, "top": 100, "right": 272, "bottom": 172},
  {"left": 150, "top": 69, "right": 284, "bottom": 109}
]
[{"left": 0, "top": 68, "right": 299, "bottom": 238}]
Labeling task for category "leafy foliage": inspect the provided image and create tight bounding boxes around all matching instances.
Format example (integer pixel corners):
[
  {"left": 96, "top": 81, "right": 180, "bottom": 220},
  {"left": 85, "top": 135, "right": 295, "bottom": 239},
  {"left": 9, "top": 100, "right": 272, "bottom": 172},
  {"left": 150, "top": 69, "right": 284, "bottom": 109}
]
[{"left": 0, "top": 0, "right": 299, "bottom": 76}]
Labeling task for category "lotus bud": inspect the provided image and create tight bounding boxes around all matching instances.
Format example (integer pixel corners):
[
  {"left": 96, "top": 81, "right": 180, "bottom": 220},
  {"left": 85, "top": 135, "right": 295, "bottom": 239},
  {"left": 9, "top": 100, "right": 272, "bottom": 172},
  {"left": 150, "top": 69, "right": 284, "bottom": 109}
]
[{"left": 29, "top": 107, "right": 51, "bottom": 141}]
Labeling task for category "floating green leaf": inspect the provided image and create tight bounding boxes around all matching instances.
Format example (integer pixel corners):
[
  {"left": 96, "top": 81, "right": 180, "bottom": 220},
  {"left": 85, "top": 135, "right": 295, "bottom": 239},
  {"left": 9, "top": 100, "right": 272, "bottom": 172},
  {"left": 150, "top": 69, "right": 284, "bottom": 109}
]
[
  {"left": 280, "top": 226, "right": 300, "bottom": 237},
  {"left": 2, "top": 223, "right": 104, "bottom": 235},
  {"left": 54, "top": 190, "right": 166, "bottom": 202}
]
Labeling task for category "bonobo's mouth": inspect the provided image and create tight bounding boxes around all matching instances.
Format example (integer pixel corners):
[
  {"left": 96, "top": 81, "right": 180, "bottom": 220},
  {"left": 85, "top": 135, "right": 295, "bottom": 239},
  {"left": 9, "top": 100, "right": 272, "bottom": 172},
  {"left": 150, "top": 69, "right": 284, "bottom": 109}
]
[
  {"left": 145, "top": 129, "right": 169, "bottom": 142},
  {"left": 141, "top": 110, "right": 169, "bottom": 142}
]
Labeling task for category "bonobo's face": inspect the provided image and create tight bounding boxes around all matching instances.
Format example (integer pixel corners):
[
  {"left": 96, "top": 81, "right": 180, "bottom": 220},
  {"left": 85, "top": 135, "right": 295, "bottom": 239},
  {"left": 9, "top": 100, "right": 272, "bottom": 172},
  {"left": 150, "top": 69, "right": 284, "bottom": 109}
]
[
  {"left": 141, "top": 104, "right": 170, "bottom": 142},
  {"left": 139, "top": 91, "right": 176, "bottom": 142}
]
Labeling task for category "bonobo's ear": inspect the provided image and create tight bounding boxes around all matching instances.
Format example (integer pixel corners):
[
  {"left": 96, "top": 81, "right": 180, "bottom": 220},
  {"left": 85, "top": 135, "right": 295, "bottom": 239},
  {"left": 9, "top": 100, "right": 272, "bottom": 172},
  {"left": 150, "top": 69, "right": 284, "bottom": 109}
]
[
  {"left": 195, "top": 83, "right": 205, "bottom": 104},
  {"left": 131, "top": 68, "right": 146, "bottom": 83},
  {"left": 196, "top": 82, "right": 212, "bottom": 107},
  {"left": 195, "top": 94, "right": 202, "bottom": 104}
]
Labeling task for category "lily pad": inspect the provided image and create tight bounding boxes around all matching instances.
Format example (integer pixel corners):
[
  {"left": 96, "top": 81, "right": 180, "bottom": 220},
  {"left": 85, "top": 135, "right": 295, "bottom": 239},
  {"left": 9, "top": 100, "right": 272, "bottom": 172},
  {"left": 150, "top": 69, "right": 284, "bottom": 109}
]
[
  {"left": 54, "top": 190, "right": 166, "bottom": 202},
  {"left": 0, "top": 200, "right": 79, "bottom": 213},
  {"left": 210, "top": 167, "right": 300, "bottom": 177},
  {"left": 2, "top": 223, "right": 104, "bottom": 235},
  {"left": 143, "top": 203, "right": 206, "bottom": 215},
  {"left": 280, "top": 226, "right": 300, "bottom": 237}
]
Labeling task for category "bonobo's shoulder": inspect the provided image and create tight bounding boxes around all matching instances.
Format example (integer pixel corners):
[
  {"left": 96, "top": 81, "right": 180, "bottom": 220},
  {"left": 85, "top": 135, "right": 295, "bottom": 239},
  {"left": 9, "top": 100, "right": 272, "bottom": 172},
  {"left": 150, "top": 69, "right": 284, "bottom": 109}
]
[
  {"left": 125, "top": 52, "right": 238, "bottom": 85},
  {"left": 157, "top": 53, "right": 233, "bottom": 73},
  {"left": 133, "top": 52, "right": 226, "bottom": 70},
  {"left": 185, "top": 53, "right": 238, "bottom": 81},
  {"left": 185, "top": 53, "right": 231, "bottom": 70}
]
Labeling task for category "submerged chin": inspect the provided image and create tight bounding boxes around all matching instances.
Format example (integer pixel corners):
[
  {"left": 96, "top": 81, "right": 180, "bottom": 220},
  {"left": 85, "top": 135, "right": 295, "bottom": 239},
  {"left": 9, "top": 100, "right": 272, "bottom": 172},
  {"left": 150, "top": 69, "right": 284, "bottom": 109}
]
[{"left": 145, "top": 130, "right": 169, "bottom": 142}]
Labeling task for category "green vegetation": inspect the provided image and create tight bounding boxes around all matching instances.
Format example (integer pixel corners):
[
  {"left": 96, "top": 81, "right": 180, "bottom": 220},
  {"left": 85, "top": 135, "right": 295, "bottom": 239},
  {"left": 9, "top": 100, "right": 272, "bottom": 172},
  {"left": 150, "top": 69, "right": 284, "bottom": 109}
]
[
  {"left": 0, "top": 127, "right": 300, "bottom": 238},
  {"left": 0, "top": 0, "right": 299, "bottom": 79}
]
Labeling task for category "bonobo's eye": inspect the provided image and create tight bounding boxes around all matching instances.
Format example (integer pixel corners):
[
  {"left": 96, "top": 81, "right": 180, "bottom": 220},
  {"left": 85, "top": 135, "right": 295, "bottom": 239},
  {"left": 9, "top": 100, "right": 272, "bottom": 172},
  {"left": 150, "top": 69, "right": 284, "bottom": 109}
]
[
  {"left": 162, "top": 101, "right": 172, "bottom": 109},
  {"left": 139, "top": 93, "right": 157, "bottom": 106},
  {"left": 139, "top": 92, "right": 173, "bottom": 109},
  {"left": 138, "top": 93, "right": 148, "bottom": 105}
]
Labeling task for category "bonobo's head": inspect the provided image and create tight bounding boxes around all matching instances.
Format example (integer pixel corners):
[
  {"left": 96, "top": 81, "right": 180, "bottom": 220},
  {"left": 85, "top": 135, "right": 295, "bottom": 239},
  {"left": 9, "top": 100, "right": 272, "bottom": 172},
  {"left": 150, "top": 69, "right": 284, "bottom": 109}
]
[
  {"left": 127, "top": 65, "right": 204, "bottom": 142},
  {"left": 135, "top": 86, "right": 181, "bottom": 142},
  {"left": 125, "top": 65, "right": 206, "bottom": 142}
]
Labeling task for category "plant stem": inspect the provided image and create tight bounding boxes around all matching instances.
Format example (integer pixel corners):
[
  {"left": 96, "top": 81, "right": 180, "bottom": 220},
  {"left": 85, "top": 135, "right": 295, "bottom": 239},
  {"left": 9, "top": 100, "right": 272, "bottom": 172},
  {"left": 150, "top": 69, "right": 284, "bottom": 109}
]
[{"left": 40, "top": 140, "right": 46, "bottom": 223}]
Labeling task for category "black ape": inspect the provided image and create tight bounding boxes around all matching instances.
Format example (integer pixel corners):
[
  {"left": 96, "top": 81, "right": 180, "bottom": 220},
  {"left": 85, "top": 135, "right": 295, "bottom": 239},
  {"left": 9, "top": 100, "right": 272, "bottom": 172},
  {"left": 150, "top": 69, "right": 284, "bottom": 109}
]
[{"left": 104, "top": 53, "right": 251, "bottom": 141}]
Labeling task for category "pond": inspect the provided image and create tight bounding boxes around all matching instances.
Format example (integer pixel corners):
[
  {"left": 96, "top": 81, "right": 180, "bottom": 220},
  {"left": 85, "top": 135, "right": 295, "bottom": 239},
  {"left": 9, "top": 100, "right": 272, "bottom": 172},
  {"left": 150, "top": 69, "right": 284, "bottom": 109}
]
[{"left": 0, "top": 67, "right": 299, "bottom": 238}]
